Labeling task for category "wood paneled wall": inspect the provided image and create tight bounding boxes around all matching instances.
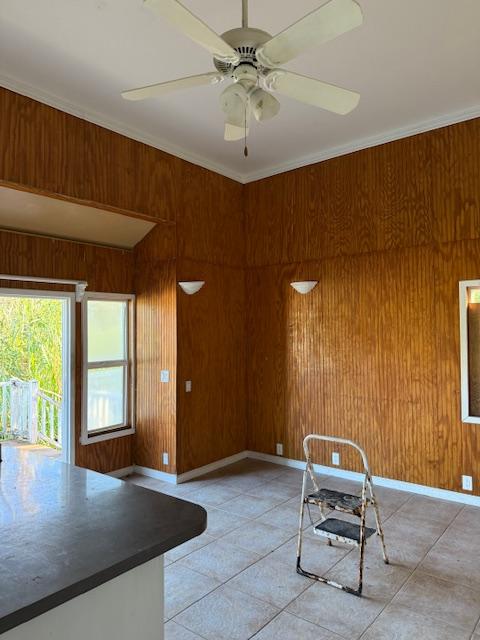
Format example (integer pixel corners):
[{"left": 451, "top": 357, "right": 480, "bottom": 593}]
[
  {"left": 0, "top": 229, "right": 134, "bottom": 473},
  {"left": 1, "top": 87, "right": 246, "bottom": 475},
  {"left": 245, "top": 117, "right": 480, "bottom": 495},
  {"left": 134, "top": 224, "right": 177, "bottom": 474},
  {"left": 134, "top": 165, "right": 246, "bottom": 475},
  {"left": 0, "top": 87, "right": 180, "bottom": 222},
  {"left": 177, "top": 258, "right": 246, "bottom": 473}
]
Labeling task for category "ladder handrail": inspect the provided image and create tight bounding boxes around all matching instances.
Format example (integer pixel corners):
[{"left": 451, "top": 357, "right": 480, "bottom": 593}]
[{"left": 303, "top": 434, "right": 372, "bottom": 477}]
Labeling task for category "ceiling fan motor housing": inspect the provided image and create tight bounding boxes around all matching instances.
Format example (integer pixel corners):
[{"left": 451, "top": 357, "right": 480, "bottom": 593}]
[{"left": 213, "top": 27, "right": 272, "bottom": 75}]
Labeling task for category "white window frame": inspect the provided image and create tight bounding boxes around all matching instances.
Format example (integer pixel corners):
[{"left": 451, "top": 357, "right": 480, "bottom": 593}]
[
  {"left": 81, "top": 292, "right": 135, "bottom": 445},
  {"left": 459, "top": 279, "right": 480, "bottom": 424}
]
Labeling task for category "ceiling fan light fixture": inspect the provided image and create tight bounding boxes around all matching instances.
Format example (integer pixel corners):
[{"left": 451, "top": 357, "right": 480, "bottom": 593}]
[{"left": 123, "top": 0, "right": 364, "bottom": 142}]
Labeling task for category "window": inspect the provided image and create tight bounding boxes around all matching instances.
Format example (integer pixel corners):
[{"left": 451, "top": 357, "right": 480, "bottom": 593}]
[
  {"left": 460, "top": 280, "right": 480, "bottom": 424},
  {"left": 81, "top": 293, "right": 135, "bottom": 444}
]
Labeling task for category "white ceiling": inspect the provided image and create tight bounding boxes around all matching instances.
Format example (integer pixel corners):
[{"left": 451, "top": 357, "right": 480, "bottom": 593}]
[
  {"left": 0, "top": 186, "right": 155, "bottom": 248},
  {"left": 1, "top": 0, "right": 480, "bottom": 183}
]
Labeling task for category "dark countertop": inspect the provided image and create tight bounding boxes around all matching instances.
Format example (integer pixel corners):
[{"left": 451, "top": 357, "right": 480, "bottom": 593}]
[{"left": 0, "top": 444, "right": 206, "bottom": 635}]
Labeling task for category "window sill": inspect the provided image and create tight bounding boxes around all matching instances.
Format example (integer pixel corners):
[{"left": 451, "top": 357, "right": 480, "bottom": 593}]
[{"left": 80, "top": 426, "right": 135, "bottom": 445}]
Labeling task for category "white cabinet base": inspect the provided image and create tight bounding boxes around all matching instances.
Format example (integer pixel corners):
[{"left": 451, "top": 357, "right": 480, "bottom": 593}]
[{"left": 3, "top": 557, "right": 164, "bottom": 640}]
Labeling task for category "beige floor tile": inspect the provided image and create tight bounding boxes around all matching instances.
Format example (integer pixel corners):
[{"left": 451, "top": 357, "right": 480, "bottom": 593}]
[
  {"left": 178, "top": 539, "right": 262, "bottom": 582},
  {"left": 164, "top": 564, "right": 221, "bottom": 621},
  {"left": 203, "top": 506, "right": 250, "bottom": 538},
  {"left": 360, "top": 603, "right": 471, "bottom": 640},
  {"left": 165, "top": 532, "right": 216, "bottom": 563},
  {"left": 396, "top": 495, "right": 462, "bottom": 526},
  {"left": 252, "top": 611, "right": 344, "bottom": 640},
  {"left": 287, "top": 581, "right": 388, "bottom": 639},
  {"left": 217, "top": 474, "right": 265, "bottom": 492},
  {"left": 220, "top": 519, "right": 293, "bottom": 555},
  {"left": 419, "top": 537, "right": 480, "bottom": 591},
  {"left": 164, "top": 620, "right": 205, "bottom": 640},
  {"left": 174, "top": 584, "right": 279, "bottom": 640},
  {"left": 369, "top": 485, "right": 412, "bottom": 510},
  {"left": 269, "top": 532, "right": 350, "bottom": 576},
  {"left": 326, "top": 544, "right": 410, "bottom": 599},
  {"left": 367, "top": 524, "right": 432, "bottom": 570},
  {"left": 256, "top": 502, "right": 316, "bottom": 535},
  {"left": 218, "top": 494, "right": 277, "bottom": 519},
  {"left": 187, "top": 483, "right": 242, "bottom": 507},
  {"left": 392, "top": 571, "right": 480, "bottom": 632},
  {"left": 250, "top": 464, "right": 287, "bottom": 481},
  {"left": 244, "top": 479, "right": 300, "bottom": 504},
  {"left": 384, "top": 510, "right": 449, "bottom": 542},
  {"left": 227, "top": 556, "right": 312, "bottom": 608},
  {"left": 269, "top": 467, "right": 307, "bottom": 487}
]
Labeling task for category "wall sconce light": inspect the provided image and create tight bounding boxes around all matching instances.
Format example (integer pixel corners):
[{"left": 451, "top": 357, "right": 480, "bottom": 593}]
[
  {"left": 178, "top": 281, "right": 205, "bottom": 295},
  {"left": 290, "top": 281, "right": 318, "bottom": 295}
]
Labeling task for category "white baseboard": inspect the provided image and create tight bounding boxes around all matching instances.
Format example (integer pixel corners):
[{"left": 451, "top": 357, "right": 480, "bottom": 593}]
[
  {"left": 133, "top": 465, "right": 177, "bottom": 484},
  {"left": 246, "top": 450, "right": 480, "bottom": 507},
  {"left": 109, "top": 450, "right": 480, "bottom": 507},
  {"left": 107, "top": 453, "right": 248, "bottom": 484},
  {"left": 176, "top": 451, "right": 248, "bottom": 483}
]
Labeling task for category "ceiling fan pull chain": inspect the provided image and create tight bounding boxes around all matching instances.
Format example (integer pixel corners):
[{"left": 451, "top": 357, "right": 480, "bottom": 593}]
[{"left": 244, "top": 102, "right": 249, "bottom": 157}]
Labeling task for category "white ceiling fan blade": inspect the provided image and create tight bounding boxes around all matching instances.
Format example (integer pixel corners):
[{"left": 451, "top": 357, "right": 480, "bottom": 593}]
[
  {"left": 264, "top": 70, "right": 359, "bottom": 115},
  {"left": 122, "top": 72, "right": 224, "bottom": 101},
  {"left": 145, "top": 0, "right": 239, "bottom": 63},
  {"left": 224, "top": 123, "right": 248, "bottom": 141},
  {"left": 256, "top": 0, "right": 362, "bottom": 67}
]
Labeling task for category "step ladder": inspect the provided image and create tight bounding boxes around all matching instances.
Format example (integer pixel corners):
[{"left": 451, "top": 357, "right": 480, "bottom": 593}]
[{"left": 296, "top": 435, "right": 389, "bottom": 596}]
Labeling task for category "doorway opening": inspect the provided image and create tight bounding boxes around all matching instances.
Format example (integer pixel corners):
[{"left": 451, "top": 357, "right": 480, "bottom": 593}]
[{"left": 0, "top": 289, "right": 75, "bottom": 463}]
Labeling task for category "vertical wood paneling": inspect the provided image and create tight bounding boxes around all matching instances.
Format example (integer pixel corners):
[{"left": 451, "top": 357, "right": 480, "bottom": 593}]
[
  {"left": 246, "top": 117, "right": 480, "bottom": 495},
  {"left": 0, "top": 87, "right": 181, "bottom": 222},
  {"left": 134, "top": 224, "right": 177, "bottom": 473},
  {"left": 0, "top": 229, "right": 134, "bottom": 473},
  {"left": 177, "top": 259, "right": 246, "bottom": 473}
]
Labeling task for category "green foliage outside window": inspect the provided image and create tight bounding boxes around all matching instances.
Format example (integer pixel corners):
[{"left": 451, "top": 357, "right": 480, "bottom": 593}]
[{"left": 0, "top": 297, "right": 62, "bottom": 394}]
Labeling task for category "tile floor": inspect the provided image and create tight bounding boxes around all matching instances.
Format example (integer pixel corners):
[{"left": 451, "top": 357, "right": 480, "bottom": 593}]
[{"left": 126, "top": 459, "right": 480, "bottom": 640}]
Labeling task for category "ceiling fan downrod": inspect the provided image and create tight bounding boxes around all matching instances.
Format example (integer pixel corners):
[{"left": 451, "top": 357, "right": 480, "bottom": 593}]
[{"left": 242, "top": 0, "right": 248, "bottom": 28}]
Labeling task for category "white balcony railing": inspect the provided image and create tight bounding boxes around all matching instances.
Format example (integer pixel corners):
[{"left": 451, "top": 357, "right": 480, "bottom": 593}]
[{"left": 0, "top": 378, "right": 62, "bottom": 448}]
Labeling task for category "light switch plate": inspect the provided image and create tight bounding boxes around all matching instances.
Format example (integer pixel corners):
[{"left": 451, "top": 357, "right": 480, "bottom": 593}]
[
  {"left": 160, "top": 370, "right": 170, "bottom": 383},
  {"left": 185, "top": 380, "right": 192, "bottom": 392},
  {"left": 332, "top": 452, "right": 340, "bottom": 466},
  {"left": 462, "top": 475, "right": 473, "bottom": 491}
]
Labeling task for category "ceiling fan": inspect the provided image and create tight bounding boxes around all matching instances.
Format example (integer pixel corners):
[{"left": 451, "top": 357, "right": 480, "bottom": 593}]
[{"left": 122, "top": 0, "right": 363, "bottom": 147}]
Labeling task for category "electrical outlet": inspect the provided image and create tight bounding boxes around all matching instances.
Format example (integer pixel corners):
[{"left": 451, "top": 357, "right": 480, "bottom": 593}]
[
  {"left": 185, "top": 380, "right": 192, "bottom": 392},
  {"left": 462, "top": 475, "right": 473, "bottom": 491},
  {"left": 276, "top": 443, "right": 283, "bottom": 456},
  {"left": 160, "top": 370, "right": 170, "bottom": 383},
  {"left": 163, "top": 452, "right": 169, "bottom": 466},
  {"left": 332, "top": 452, "right": 340, "bottom": 466}
]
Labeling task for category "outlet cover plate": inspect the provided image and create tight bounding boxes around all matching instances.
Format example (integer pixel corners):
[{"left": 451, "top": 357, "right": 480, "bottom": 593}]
[
  {"left": 332, "top": 452, "right": 340, "bottom": 466},
  {"left": 276, "top": 443, "right": 283, "bottom": 456},
  {"left": 462, "top": 475, "right": 473, "bottom": 491},
  {"left": 163, "top": 452, "right": 169, "bottom": 466}
]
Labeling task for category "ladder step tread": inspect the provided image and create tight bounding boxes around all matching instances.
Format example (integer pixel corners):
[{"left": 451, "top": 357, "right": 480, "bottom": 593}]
[
  {"left": 307, "top": 488, "right": 364, "bottom": 515},
  {"left": 314, "top": 518, "right": 376, "bottom": 543}
]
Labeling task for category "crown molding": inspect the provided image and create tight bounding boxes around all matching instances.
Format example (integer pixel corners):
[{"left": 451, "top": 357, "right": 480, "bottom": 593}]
[
  {"left": 0, "top": 74, "right": 245, "bottom": 184},
  {"left": 2, "top": 73, "right": 480, "bottom": 185},
  {"left": 242, "top": 104, "right": 480, "bottom": 183}
]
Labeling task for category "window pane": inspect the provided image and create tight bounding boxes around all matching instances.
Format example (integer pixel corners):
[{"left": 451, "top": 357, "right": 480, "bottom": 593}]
[
  {"left": 87, "top": 367, "right": 125, "bottom": 431},
  {"left": 88, "top": 300, "right": 126, "bottom": 363}
]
